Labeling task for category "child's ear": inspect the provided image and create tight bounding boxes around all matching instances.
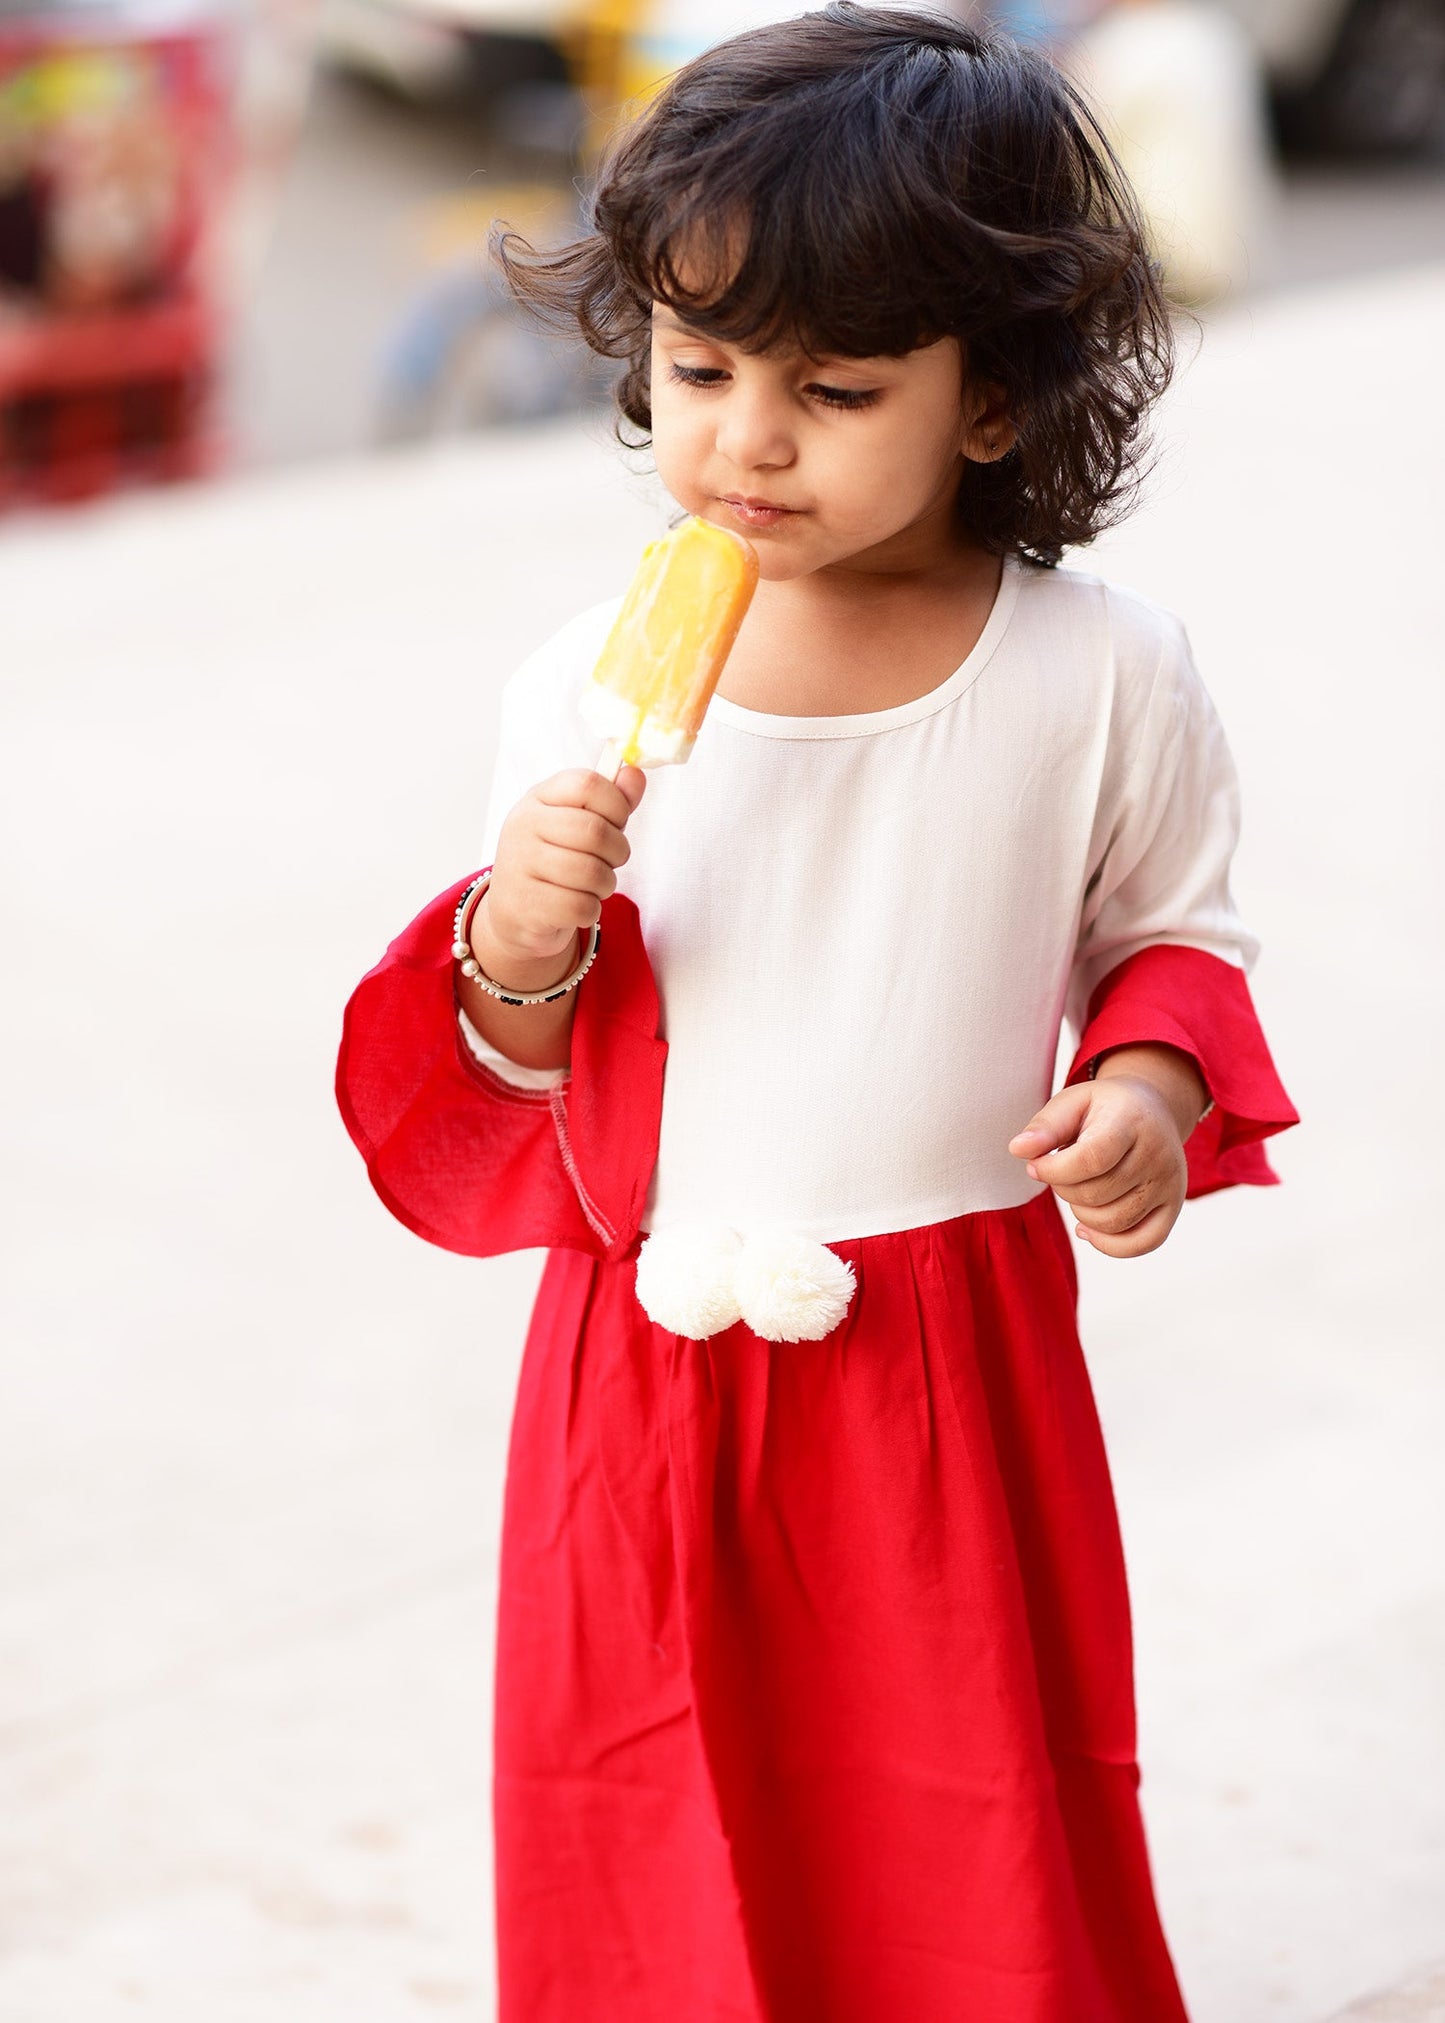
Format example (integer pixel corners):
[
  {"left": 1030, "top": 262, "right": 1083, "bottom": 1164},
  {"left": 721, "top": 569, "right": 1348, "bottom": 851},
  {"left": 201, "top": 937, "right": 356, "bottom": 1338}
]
[{"left": 961, "top": 379, "right": 1017, "bottom": 464}]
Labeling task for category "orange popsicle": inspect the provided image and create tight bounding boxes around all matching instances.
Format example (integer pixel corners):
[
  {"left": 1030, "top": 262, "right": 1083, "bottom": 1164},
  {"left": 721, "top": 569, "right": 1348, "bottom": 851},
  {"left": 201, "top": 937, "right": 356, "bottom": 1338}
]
[{"left": 582, "top": 517, "right": 759, "bottom": 780}]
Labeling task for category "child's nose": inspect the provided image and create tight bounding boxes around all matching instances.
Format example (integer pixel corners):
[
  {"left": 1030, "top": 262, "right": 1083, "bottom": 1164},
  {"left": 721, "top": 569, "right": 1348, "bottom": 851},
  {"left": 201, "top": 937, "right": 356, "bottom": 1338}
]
[{"left": 715, "top": 388, "right": 794, "bottom": 472}]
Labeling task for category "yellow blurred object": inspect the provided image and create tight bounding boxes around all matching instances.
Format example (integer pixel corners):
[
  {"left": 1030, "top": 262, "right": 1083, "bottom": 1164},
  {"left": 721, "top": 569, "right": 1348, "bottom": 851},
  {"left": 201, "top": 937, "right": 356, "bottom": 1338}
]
[
  {"left": 559, "top": 0, "right": 674, "bottom": 161},
  {"left": 580, "top": 515, "right": 760, "bottom": 771},
  {"left": 563, "top": 1, "right": 829, "bottom": 163}
]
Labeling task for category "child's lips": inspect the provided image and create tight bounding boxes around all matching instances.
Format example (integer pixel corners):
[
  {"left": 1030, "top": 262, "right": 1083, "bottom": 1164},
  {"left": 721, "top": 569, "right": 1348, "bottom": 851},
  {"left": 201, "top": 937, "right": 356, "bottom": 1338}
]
[{"left": 717, "top": 495, "right": 803, "bottom": 529}]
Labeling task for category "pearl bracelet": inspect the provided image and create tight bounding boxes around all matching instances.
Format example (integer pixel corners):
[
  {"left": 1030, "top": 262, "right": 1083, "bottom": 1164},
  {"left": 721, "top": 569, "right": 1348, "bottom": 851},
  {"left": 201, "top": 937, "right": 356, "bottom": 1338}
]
[{"left": 451, "top": 870, "right": 601, "bottom": 1007}]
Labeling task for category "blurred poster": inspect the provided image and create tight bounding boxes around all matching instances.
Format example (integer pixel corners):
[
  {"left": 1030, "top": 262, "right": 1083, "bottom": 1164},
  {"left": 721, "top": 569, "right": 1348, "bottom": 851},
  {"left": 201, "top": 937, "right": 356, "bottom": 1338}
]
[{"left": 0, "top": 7, "right": 232, "bottom": 506}]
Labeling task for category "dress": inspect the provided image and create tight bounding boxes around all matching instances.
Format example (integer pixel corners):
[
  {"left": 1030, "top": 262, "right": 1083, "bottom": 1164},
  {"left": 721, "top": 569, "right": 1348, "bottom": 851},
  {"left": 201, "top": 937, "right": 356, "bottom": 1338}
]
[{"left": 335, "top": 555, "right": 1299, "bottom": 2022}]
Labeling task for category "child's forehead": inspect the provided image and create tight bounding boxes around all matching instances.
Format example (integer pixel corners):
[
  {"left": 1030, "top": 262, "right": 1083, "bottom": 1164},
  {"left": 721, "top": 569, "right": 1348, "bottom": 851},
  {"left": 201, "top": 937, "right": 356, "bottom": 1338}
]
[{"left": 650, "top": 306, "right": 810, "bottom": 352}]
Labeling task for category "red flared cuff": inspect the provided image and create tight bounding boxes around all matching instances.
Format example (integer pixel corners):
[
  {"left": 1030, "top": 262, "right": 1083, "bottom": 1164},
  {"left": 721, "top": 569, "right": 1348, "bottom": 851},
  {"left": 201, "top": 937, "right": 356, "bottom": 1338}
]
[
  {"left": 335, "top": 872, "right": 666, "bottom": 1260},
  {"left": 1065, "top": 944, "right": 1300, "bottom": 1198}
]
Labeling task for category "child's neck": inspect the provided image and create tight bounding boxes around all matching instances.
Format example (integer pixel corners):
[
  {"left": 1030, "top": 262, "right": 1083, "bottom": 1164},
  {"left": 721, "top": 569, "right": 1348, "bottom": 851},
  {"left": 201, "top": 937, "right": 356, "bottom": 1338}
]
[{"left": 719, "top": 536, "right": 1004, "bottom": 720}]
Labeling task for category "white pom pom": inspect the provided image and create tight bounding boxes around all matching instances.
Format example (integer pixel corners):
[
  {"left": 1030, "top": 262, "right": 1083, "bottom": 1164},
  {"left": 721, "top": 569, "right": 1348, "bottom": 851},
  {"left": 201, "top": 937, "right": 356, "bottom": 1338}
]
[
  {"left": 733, "top": 1230, "right": 856, "bottom": 1343},
  {"left": 634, "top": 1224, "right": 744, "bottom": 1338}
]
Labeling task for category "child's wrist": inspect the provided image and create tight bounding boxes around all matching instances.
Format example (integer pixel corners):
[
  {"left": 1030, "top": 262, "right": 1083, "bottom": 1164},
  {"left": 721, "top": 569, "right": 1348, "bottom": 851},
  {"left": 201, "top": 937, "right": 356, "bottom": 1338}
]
[
  {"left": 1092, "top": 1043, "right": 1209, "bottom": 1141},
  {"left": 469, "top": 890, "right": 582, "bottom": 995}
]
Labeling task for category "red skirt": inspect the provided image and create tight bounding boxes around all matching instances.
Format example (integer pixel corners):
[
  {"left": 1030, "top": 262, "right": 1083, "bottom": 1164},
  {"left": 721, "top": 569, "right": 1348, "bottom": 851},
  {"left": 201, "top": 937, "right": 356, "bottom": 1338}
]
[
  {"left": 339, "top": 877, "right": 1296, "bottom": 2019},
  {"left": 492, "top": 1186, "right": 1191, "bottom": 2023}
]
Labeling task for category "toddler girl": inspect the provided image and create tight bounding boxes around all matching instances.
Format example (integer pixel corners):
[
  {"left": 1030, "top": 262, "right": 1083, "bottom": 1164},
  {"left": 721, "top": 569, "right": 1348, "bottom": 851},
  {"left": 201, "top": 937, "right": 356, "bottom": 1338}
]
[{"left": 337, "top": 8, "right": 1298, "bottom": 2017}]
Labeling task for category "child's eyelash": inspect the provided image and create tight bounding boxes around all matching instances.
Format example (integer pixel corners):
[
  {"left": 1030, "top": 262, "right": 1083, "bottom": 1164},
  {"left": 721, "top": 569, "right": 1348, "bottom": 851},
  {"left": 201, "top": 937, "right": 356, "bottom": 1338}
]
[
  {"left": 809, "top": 384, "right": 881, "bottom": 411},
  {"left": 666, "top": 363, "right": 880, "bottom": 410}
]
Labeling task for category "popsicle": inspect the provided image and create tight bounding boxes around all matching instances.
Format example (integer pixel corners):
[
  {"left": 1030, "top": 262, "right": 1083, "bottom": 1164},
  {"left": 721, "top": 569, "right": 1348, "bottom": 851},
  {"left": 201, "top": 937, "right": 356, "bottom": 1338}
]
[{"left": 582, "top": 517, "right": 759, "bottom": 782}]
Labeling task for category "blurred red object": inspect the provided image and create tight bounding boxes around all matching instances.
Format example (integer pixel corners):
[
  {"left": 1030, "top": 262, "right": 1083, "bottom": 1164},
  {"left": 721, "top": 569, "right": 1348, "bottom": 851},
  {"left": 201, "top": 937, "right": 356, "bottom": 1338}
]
[{"left": 0, "top": 13, "right": 232, "bottom": 510}]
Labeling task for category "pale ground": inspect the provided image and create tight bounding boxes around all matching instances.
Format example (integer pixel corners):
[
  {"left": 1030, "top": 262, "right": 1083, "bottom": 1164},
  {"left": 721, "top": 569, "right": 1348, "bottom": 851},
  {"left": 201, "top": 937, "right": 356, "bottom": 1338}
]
[{"left": 2, "top": 263, "right": 1443, "bottom": 2021}]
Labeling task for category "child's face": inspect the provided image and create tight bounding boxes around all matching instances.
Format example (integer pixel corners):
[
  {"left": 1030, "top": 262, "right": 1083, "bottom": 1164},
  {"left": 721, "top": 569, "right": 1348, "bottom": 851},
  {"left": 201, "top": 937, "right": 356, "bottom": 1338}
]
[{"left": 649, "top": 308, "right": 1009, "bottom": 581}]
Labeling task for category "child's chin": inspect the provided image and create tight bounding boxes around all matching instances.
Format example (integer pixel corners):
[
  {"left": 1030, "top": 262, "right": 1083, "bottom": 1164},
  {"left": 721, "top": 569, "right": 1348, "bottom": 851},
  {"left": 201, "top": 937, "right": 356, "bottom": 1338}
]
[{"left": 751, "top": 551, "right": 811, "bottom": 583}]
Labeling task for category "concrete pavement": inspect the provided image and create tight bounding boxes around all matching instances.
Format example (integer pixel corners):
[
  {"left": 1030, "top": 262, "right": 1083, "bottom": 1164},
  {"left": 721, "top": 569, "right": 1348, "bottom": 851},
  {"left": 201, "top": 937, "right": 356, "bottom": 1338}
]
[{"left": 2, "top": 263, "right": 1443, "bottom": 2020}]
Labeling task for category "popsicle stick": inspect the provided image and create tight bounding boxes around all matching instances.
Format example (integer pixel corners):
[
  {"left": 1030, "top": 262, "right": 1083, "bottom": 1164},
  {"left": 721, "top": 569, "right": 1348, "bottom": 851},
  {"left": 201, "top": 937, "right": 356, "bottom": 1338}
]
[{"left": 595, "top": 739, "right": 625, "bottom": 784}]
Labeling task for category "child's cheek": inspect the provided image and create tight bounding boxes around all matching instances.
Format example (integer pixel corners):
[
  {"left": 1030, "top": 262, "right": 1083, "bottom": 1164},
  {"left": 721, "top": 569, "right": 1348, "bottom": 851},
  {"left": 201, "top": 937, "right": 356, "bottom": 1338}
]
[
  {"left": 649, "top": 441, "right": 689, "bottom": 514},
  {"left": 650, "top": 413, "right": 706, "bottom": 515}
]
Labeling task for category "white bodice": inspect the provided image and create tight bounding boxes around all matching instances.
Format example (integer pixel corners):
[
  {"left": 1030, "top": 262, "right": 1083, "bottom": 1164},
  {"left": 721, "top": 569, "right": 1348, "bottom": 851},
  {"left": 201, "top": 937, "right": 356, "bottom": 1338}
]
[{"left": 462, "top": 555, "right": 1256, "bottom": 1244}]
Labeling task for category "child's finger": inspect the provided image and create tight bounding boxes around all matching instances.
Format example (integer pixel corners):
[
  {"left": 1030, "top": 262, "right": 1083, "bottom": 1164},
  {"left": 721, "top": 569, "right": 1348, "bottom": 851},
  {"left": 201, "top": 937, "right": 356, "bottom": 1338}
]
[
  {"left": 1047, "top": 1143, "right": 1152, "bottom": 1211},
  {"left": 1030, "top": 1115, "right": 1134, "bottom": 1189},
  {"left": 531, "top": 839, "right": 618, "bottom": 897},
  {"left": 615, "top": 762, "right": 648, "bottom": 813},
  {"left": 536, "top": 768, "right": 639, "bottom": 832},
  {"left": 1073, "top": 1201, "right": 1176, "bottom": 1259},
  {"left": 539, "top": 805, "right": 633, "bottom": 868},
  {"left": 1007, "top": 1084, "right": 1092, "bottom": 1160},
  {"left": 1067, "top": 1178, "right": 1161, "bottom": 1234}
]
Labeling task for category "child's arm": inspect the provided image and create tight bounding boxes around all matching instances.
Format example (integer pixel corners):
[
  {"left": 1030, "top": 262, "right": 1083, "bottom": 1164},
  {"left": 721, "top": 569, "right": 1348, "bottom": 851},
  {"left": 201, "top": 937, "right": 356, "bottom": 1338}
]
[
  {"left": 334, "top": 634, "right": 665, "bottom": 1263},
  {"left": 1009, "top": 613, "right": 1298, "bottom": 1252},
  {"left": 457, "top": 764, "right": 645, "bottom": 1070},
  {"left": 336, "top": 857, "right": 665, "bottom": 1263}
]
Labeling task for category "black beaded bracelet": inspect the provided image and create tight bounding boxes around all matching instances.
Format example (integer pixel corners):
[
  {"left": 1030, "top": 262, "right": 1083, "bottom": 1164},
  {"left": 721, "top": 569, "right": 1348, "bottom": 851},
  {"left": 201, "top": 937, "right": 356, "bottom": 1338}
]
[{"left": 451, "top": 871, "right": 600, "bottom": 1007}]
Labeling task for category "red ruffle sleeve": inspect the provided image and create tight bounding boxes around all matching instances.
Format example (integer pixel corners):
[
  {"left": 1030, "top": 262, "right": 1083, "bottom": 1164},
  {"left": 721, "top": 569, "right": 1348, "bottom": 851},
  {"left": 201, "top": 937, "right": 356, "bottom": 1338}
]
[
  {"left": 1064, "top": 943, "right": 1300, "bottom": 1198},
  {"left": 334, "top": 871, "right": 666, "bottom": 1260}
]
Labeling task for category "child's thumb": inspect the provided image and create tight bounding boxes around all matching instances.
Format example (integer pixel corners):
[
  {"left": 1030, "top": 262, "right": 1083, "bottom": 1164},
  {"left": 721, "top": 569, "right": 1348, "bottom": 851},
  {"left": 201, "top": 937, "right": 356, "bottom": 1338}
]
[
  {"left": 617, "top": 763, "right": 648, "bottom": 815},
  {"left": 1007, "top": 1082, "right": 1092, "bottom": 1158}
]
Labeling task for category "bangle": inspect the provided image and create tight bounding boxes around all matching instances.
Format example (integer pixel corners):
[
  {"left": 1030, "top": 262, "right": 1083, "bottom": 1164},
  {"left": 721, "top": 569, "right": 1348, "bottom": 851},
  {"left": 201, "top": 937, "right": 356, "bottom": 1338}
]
[{"left": 451, "top": 871, "right": 600, "bottom": 1006}]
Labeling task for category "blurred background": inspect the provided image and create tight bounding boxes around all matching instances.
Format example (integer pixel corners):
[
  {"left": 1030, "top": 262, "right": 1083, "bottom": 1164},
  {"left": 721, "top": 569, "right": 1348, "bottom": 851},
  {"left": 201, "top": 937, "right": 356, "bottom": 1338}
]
[
  {"left": 3, "top": 4, "right": 1443, "bottom": 2022},
  {"left": 2, "top": 0, "right": 1444, "bottom": 489}
]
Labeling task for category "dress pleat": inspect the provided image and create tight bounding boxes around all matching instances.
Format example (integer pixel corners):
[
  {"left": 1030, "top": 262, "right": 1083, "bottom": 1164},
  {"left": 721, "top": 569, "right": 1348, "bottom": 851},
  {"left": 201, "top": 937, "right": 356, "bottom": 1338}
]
[{"left": 492, "top": 1189, "right": 1191, "bottom": 2022}]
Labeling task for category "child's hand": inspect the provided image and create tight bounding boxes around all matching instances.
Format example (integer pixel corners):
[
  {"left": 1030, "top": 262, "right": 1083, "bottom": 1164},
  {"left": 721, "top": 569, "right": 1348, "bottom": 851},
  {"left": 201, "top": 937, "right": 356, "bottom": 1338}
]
[
  {"left": 480, "top": 765, "right": 646, "bottom": 970},
  {"left": 1007, "top": 1046, "right": 1207, "bottom": 1258}
]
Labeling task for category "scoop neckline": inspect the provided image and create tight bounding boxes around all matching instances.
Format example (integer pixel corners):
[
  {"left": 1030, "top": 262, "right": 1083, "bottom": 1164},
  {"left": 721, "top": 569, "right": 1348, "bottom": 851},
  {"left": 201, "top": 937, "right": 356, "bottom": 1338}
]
[{"left": 707, "top": 552, "right": 1023, "bottom": 741}]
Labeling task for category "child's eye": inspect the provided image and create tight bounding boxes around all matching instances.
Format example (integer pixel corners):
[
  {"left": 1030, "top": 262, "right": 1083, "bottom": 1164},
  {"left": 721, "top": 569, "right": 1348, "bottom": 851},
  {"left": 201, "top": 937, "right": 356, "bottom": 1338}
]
[
  {"left": 805, "top": 383, "right": 881, "bottom": 411},
  {"left": 666, "top": 361, "right": 880, "bottom": 411}
]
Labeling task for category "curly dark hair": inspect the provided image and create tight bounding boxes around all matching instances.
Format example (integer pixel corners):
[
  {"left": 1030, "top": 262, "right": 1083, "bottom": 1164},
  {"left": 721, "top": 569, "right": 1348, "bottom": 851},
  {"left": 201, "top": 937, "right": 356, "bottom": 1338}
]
[{"left": 493, "top": 2, "right": 1174, "bottom": 567}]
